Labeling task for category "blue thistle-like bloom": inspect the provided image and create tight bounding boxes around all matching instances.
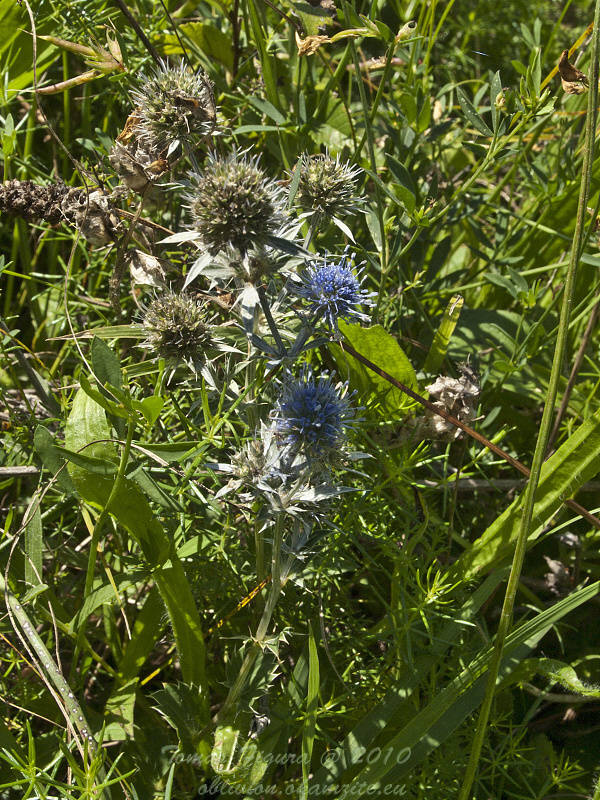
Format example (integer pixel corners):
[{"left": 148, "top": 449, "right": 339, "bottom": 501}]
[
  {"left": 274, "top": 370, "right": 355, "bottom": 461},
  {"left": 296, "top": 251, "right": 374, "bottom": 330}
]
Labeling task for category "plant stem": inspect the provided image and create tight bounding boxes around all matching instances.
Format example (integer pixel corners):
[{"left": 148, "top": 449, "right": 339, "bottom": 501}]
[
  {"left": 1, "top": 574, "right": 99, "bottom": 762},
  {"left": 457, "top": 5, "right": 600, "bottom": 796},
  {"left": 217, "top": 514, "right": 285, "bottom": 723}
]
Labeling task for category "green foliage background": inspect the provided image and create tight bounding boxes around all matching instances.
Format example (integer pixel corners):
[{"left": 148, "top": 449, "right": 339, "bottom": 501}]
[{"left": 2, "top": 0, "right": 600, "bottom": 798}]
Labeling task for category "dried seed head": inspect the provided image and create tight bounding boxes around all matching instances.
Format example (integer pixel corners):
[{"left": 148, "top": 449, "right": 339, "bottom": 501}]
[
  {"left": 558, "top": 50, "right": 589, "bottom": 95},
  {"left": 186, "top": 150, "right": 288, "bottom": 255},
  {"left": 142, "top": 291, "right": 212, "bottom": 361},
  {"left": 294, "top": 153, "right": 363, "bottom": 218},
  {"left": 558, "top": 50, "right": 588, "bottom": 84},
  {"left": 295, "top": 32, "right": 330, "bottom": 57},
  {"left": 109, "top": 139, "right": 168, "bottom": 193},
  {"left": 0, "top": 180, "right": 118, "bottom": 244},
  {"left": 424, "top": 363, "right": 480, "bottom": 441},
  {"left": 131, "top": 60, "right": 216, "bottom": 154}
]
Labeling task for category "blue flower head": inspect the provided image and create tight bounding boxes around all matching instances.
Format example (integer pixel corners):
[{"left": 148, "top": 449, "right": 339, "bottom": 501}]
[
  {"left": 274, "top": 370, "right": 355, "bottom": 462},
  {"left": 296, "top": 250, "right": 374, "bottom": 330}
]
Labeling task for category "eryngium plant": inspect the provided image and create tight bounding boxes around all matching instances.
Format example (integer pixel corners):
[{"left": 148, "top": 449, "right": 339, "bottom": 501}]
[
  {"left": 130, "top": 60, "right": 216, "bottom": 154},
  {"left": 294, "top": 153, "right": 363, "bottom": 219},
  {"left": 186, "top": 151, "right": 288, "bottom": 255},
  {"left": 273, "top": 370, "right": 355, "bottom": 465},
  {"left": 295, "top": 251, "right": 374, "bottom": 330},
  {"left": 142, "top": 290, "right": 213, "bottom": 362}
]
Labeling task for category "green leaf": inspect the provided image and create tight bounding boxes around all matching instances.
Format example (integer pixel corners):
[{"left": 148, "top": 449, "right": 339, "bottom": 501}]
[
  {"left": 65, "top": 390, "right": 208, "bottom": 700},
  {"left": 79, "top": 373, "right": 130, "bottom": 419},
  {"left": 118, "top": 587, "right": 166, "bottom": 682},
  {"left": 181, "top": 21, "right": 234, "bottom": 71},
  {"left": 416, "top": 95, "right": 431, "bottom": 133},
  {"left": 53, "top": 324, "right": 146, "bottom": 340},
  {"left": 211, "top": 725, "right": 268, "bottom": 791},
  {"left": 536, "top": 659, "right": 600, "bottom": 697},
  {"left": 91, "top": 336, "right": 122, "bottom": 390},
  {"left": 0, "top": 2, "right": 56, "bottom": 95},
  {"left": 70, "top": 579, "right": 135, "bottom": 631},
  {"left": 498, "top": 657, "right": 600, "bottom": 698},
  {"left": 153, "top": 684, "right": 207, "bottom": 753},
  {"left": 54, "top": 445, "right": 118, "bottom": 476},
  {"left": 301, "top": 623, "right": 320, "bottom": 798},
  {"left": 423, "top": 294, "right": 463, "bottom": 374},
  {"left": 456, "top": 86, "right": 493, "bottom": 137},
  {"left": 386, "top": 154, "right": 417, "bottom": 215},
  {"left": 333, "top": 321, "right": 418, "bottom": 413},
  {"left": 24, "top": 504, "right": 42, "bottom": 588},
  {"left": 283, "top": 0, "right": 335, "bottom": 37},
  {"left": 103, "top": 678, "right": 137, "bottom": 740},
  {"left": 398, "top": 92, "right": 417, "bottom": 125},
  {"left": 288, "top": 155, "right": 303, "bottom": 208},
  {"left": 33, "top": 425, "right": 75, "bottom": 493},
  {"left": 448, "top": 407, "right": 600, "bottom": 582},
  {"left": 135, "top": 441, "right": 206, "bottom": 462},
  {"left": 247, "top": 96, "right": 286, "bottom": 125},
  {"left": 490, "top": 70, "right": 502, "bottom": 132},
  {"left": 128, "top": 466, "right": 182, "bottom": 511},
  {"left": 132, "top": 395, "right": 165, "bottom": 426}
]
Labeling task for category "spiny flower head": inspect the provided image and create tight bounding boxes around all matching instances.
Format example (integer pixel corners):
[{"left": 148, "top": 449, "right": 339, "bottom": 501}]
[
  {"left": 273, "top": 370, "right": 355, "bottom": 462},
  {"left": 294, "top": 153, "right": 363, "bottom": 218},
  {"left": 142, "top": 290, "right": 213, "bottom": 362},
  {"left": 296, "top": 250, "right": 374, "bottom": 330},
  {"left": 131, "top": 60, "right": 216, "bottom": 153},
  {"left": 186, "top": 150, "right": 288, "bottom": 255}
]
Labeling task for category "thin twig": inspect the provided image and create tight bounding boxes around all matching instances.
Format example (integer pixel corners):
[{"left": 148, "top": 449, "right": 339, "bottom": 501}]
[
  {"left": 158, "top": 0, "right": 192, "bottom": 67},
  {"left": 109, "top": 185, "right": 151, "bottom": 318},
  {"left": 112, "top": 0, "right": 162, "bottom": 65},
  {"left": 418, "top": 477, "right": 600, "bottom": 491},
  {"left": 230, "top": 0, "right": 242, "bottom": 78},
  {"left": 0, "top": 466, "right": 40, "bottom": 477}
]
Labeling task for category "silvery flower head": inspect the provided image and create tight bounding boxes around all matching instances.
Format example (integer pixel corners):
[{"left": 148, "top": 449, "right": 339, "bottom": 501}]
[
  {"left": 273, "top": 369, "right": 355, "bottom": 465},
  {"left": 185, "top": 150, "right": 288, "bottom": 255},
  {"left": 294, "top": 153, "right": 364, "bottom": 219},
  {"left": 295, "top": 250, "right": 374, "bottom": 330},
  {"left": 131, "top": 60, "right": 216, "bottom": 156},
  {"left": 142, "top": 290, "right": 214, "bottom": 362}
]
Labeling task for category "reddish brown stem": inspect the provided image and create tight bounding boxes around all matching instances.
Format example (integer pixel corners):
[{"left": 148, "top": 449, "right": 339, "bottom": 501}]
[{"left": 338, "top": 340, "right": 600, "bottom": 530}]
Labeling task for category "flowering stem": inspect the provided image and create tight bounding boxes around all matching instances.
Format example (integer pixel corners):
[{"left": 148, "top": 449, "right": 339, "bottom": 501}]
[
  {"left": 303, "top": 213, "right": 321, "bottom": 250},
  {"left": 457, "top": 6, "right": 600, "bottom": 796},
  {"left": 258, "top": 285, "right": 286, "bottom": 356},
  {"left": 254, "top": 511, "right": 265, "bottom": 582},
  {"left": 217, "top": 515, "right": 285, "bottom": 723}
]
